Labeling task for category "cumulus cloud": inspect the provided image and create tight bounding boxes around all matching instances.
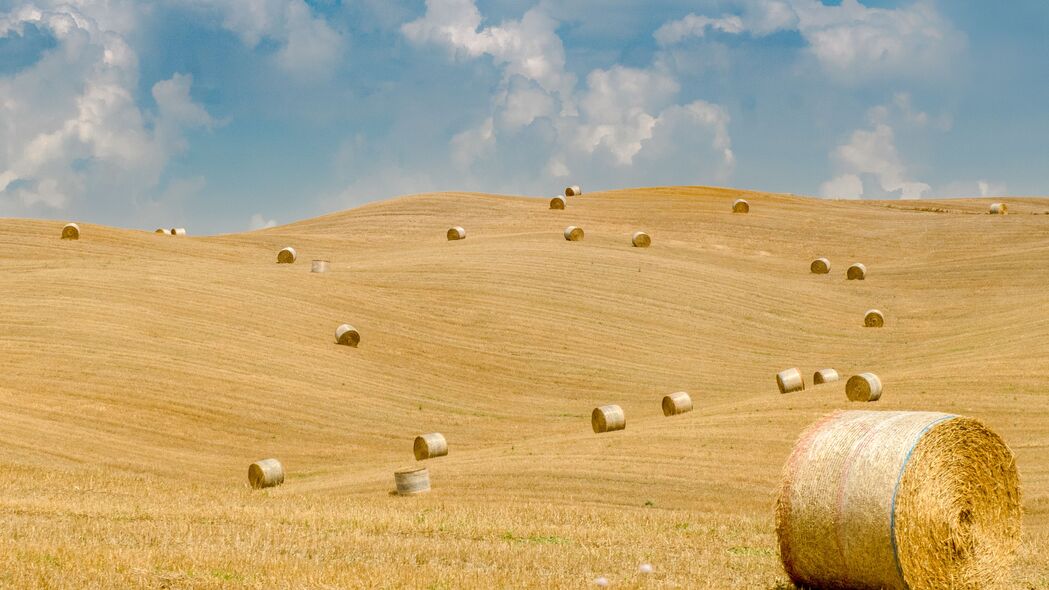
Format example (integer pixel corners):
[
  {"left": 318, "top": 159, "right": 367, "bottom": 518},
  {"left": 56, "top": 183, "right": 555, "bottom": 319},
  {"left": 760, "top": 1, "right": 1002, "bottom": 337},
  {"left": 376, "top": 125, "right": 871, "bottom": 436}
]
[
  {"left": 249, "top": 212, "right": 277, "bottom": 230},
  {"left": 654, "top": 14, "right": 744, "bottom": 45}
]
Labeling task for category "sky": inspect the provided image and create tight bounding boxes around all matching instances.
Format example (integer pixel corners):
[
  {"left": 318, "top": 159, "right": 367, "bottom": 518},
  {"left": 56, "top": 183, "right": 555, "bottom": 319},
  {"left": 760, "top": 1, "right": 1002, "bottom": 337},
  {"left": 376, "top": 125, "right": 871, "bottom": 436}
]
[{"left": 0, "top": 0, "right": 1046, "bottom": 234}]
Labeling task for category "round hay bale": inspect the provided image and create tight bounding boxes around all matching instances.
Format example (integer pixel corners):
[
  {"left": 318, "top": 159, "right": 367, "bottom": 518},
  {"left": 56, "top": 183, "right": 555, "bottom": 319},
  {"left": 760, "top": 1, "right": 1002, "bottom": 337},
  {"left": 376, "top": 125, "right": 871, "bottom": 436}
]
[
  {"left": 413, "top": 433, "right": 448, "bottom": 460},
  {"left": 395, "top": 466, "right": 430, "bottom": 495},
  {"left": 248, "top": 458, "right": 284, "bottom": 489},
  {"left": 170, "top": 228, "right": 187, "bottom": 236},
  {"left": 154, "top": 228, "right": 167, "bottom": 234},
  {"left": 61, "top": 223, "right": 80, "bottom": 240},
  {"left": 591, "top": 404, "right": 625, "bottom": 433},
  {"left": 550, "top": 196, "right": 566, "bottom": 210},
  {"left": 810, "top": 257, "right": 831, "bottom": 274},
  {"left": 564, "top": 226, "right": 584, "bottom": 241},
  {"left": 865, "top": 308, "right": 885, "bottom": 327},
  {"left": 661, "top": 391, "right": 692, "bottom": 416},
  {"left": 335, "top": 324, "right": 360, "bottom": 347},
  {"left": 277, "top": 246, "right": 297, "bottom": 264},
  {"left": 311, "top": 260, "right": 330, "bottom": 273},
  {"left": 564, "top": 185, "right": 582, "bottom": 197},
  {"left": 447, "top": 226, "right": 466, "bottom": 241},
  {"left": 846, "top": 262, "right": 867, "bottom": 280},
  {"left": 812, "top": 368, "right": 840, "bottom": 385},
  {"left": 989, "top": 202, "right": 1008, "bottom": 215},
  {"left": 631, "top": 231, "right": 651, "bottom": 248},
  {"left": 846, "top": 372, "right": 882, "bottom": 402},
  {"left": 776, "top": 368, "right": 805, "bottom": 394},
  {"left": 776, "top": 410, "right": 1022, "bottom": 590},
  {"left": 732, "top": 198, "right": 750, "bottom": 213}
]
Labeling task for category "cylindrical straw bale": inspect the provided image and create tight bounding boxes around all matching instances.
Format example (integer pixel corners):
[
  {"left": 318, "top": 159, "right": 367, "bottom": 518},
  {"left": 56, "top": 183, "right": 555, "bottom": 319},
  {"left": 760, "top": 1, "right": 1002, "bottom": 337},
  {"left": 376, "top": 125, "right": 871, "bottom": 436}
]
[
  {"left": 661, "top": 392, "right": 692, "bottom": 416},
  {"left": 248, "top": 458, "right": 284, "bottom": 489},
  {"left": 989, "top": 202, "right": 1007, "bottom": 215},
  {"left": 564, "top": 185, "right": 582, "bottom": 197},
  {"left": 846, "top": 262, "right": 867, "bottom": 280},
  {"left": 776, "top": 410, "right": 1022, "bottom": 590},
  {"left": 564, "top": 226, "right": 584, "bottom": 241},
  {"left": 777, "top": 368, "right": 805, "bottom": 394},
  {"left": 845, "top": 372, "right": 882, "bottom": 402},
  {"left": 311, "top": 260, "right": 330, "bottom": 273},
  {"left": 864, "top": 309, "right": 885, "bottom": 327},
  {"left": 170, "top": 228, "right": 187, "bottom": 236},
  {"left": 812, "top": 368, "right": 840, "bottom": 385},
  {"left": 395, "top": 466, "right": 430, "bottom": 495},
  {"left": 592, "top": 405, "right": 625, "bottom": 433},
  {"left": 413, "top": 433, "right": 448, "bottom": 460},
  {"left": 631, "top": 231, "right": 651, "bottom": 248},
  {"left": 810, "top": 257, "right": 831, "bottom": 274},
  {"left": 447, "top": 226, "right": 466, "bottom": 240},
  {"left": 335, "top": 324, "right": 360, "bottom": 347},
  {"left": 154, "top": 228, "right": 167, "bottom": 234},
  {"left": 277, "top": 246, "right": 297, "bottom": 264},
  {"left": 550, "top": 196, "right": 566, "bottom": 210},
  {"left": 732, "top": 198, "right": 750, "bottom": 213},
  {"left": 61, "top": 223, "right": 80, "bottom": 240}
]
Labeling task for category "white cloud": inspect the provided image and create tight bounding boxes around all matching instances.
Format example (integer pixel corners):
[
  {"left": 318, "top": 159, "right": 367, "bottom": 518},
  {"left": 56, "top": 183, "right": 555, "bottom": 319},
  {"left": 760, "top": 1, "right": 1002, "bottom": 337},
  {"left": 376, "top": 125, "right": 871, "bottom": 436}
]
[
  {"left": 654, "top": 14, "right": 744, "bottom": 45},
  {"left": 249, "top": 212, "right": 278, "bottom": 230},
  {"left": 820, "top": 174, "right": 863, "bottom": 199}
]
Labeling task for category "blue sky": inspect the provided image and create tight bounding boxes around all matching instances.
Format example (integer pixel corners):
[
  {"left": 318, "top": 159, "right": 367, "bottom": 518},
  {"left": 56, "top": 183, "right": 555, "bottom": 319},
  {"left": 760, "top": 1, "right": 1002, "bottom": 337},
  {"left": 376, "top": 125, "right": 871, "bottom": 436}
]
[{"left": 0, "top": 0, "right": 1046, "bottom": 234}]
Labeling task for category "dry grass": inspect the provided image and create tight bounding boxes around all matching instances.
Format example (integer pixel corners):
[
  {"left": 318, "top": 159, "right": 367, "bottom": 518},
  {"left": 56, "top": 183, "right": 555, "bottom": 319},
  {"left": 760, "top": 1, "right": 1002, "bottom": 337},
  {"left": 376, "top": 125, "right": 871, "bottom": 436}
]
[{"left": 1, "top": 186, "right": 1048, "bottom": 588}]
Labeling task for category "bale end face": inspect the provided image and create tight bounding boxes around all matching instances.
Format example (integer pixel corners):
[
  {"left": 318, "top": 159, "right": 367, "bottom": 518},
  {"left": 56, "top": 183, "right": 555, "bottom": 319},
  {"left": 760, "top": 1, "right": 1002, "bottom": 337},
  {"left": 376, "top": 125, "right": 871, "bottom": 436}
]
[
  {"left": 395, "top": 467, "right": 431, "bottom": 495},
  {"left": 777, "top": 368, "right": 805, "bottom": 394},
  {"left": 413, "top": 433, "right": 448, "bottom": 461},
  {"left": 813, "top": 368, "right": 840, "bottom": 385},
  {"left": 845, "top": 372, "right": 882, "bottom": 401},
  {"left": 631, "top": 231, "right": 651, "bottom": 248},
  {"left": 61, "top": 223, "right": 80, "bottom": 240},
  {"left": 335, "top": 324, "right": 360, "bottom": 347},
  {"left": 661, "top": 392, "right": 692, "bottom": 416},
  {"left": 564, "top": 185, "right": 582, "bottom": 197},
  {"left": 550, "top": 196, "right": 566, "bottom": 210},
  {"left": 447, "top": 226, "right": 466, "bottom": 240},
  {"left": 170, "top": 228, "right": 187, "bottom": 236},
  {"left": 564, "top": 226, "right": 584, "bottom": 241},
  {"left": 154, "top": 228, "right": 167, "bottom": 234},
  {"left": 248, "top": 458, "right": 284, "bottom": 489},
  {"left": 846, "top": 263, "right": 867, "bottom": 280},
  {"left": 864, "top": 309, "right": 885, "bottom": 327},
  {"left": 592, "top": 405, "right": 625, "bottom": 433},
  {"left": 810, "top": 258, "right": 831, "bottom": 274},
  {"left": 277, "top": 247, "right": 297, "bottom": 264},
  {"left": 732, "top": 199, "right": 750, "bottom": 213}
]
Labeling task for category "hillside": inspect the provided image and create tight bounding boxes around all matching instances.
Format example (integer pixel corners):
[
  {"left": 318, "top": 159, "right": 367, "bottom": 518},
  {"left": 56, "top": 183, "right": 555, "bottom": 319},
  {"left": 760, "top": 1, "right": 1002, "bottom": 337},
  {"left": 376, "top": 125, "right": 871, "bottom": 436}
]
[{"left": 1, "top": 186, "right": 1047, "bottom": 588}]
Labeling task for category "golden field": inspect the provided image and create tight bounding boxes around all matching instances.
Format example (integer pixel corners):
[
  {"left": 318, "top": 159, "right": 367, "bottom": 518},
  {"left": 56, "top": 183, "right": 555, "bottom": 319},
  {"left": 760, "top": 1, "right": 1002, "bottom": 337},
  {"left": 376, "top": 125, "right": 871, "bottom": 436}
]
[{"left": 1, "top": 186, "right": 1047, "bottom": 589}]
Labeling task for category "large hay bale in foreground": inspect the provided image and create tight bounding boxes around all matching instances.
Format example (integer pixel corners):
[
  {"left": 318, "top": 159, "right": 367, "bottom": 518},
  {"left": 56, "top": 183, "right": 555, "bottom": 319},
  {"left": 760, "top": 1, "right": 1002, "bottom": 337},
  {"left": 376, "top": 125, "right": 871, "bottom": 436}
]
[
  {"left": 564, "top": 226, "right": 584, "bottom": 241},
  {"left": 311, "top": 260, "right": 330, "bottom": 273},
  {"left": 592, "top": 405, "right": 625, "bottom": 433},
  {"left": 847, "top": 262, "right": 867, "bottom": 280},
  {"left": 989, "top": 202, "right": 1008, "bottom": 215},
  {"left": 564, "top": 185, "right": 582, "bottom": 197},
  {"left": 846, "top": 372, "right": 882, "bottom": 402},
  {"left": 413, "top": 433, "right": 448, "bottom": 460},
  {"left": 661, "top": 392, "right": 692, "bottom": 416},
  {"left": 277, "top": 246, "right": 297, "bottom": 264},
  {"left": 631, "top": 231, "right": 651, "bottom": 248},
  {"left": 776, "top": 368, "right": 805, "bottom": 394},
  {"left": 447, "top": 226, "right": 466, "bottom": 241},
  {"left": 248, "top": 458, "right": 284, "bottom": 489},
  {"left": 550, "top": 196, "right": 566, "bottom": 210},
  {"left": 810, "top": 257, "right": 830, "bottom": 274},
  {"left": 812, "top": 368, "right": 840, "bottom": 385},
  {"left": 170, "top": 228, "right": 187, "bottom": 236},
  {"left": 732, "top": 198, "right": 750, "bottom": 213},
  {"left": 776, "top": 410, "right": 1022, "bottom": 590},
  {"left": 61, "top": 223, "right": 80, "bottom": 240},
  {"left": 395, "top": 466, "right": 430, "bottom": 495},
  {"left": 864, "top": 309, "right": 885, "bottom": 327},
  {"left": 335, "top": 324, "right": 360, "bottom": 347}
]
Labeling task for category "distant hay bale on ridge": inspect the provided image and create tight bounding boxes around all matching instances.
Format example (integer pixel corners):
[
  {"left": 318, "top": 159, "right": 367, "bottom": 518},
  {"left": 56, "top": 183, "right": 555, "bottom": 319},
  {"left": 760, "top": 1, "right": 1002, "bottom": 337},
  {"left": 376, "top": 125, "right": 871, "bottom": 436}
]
[
  {"left": 846, "top": 372, "right": 882, "bottom": 402},
  {"left": 447, "top": 226, "right": 466, "bottom": 241},
  {"left": 61, "top": 223, "right": 80, "bottom": 240},
  {"left": 812, "top": 368, "right": 840, "bottom": 385},
  {"left": 413, "top": 433, "right": 448, "bottom": 460},
  {"left": 550, "top": 196, "right": 566, "bottom": 210},
  {"left": 776, "top": 368, "right": 805, "bottom": 394},
  {"left": 564, "top": 185, "right": 582, "bottom": 197},
  {"left": 732, "top": 199, "right": 750, "bottom": 213},
  {"left": 776, "top": 410, "right": 1021, "bottom": 590},
  {"left": 395, "top": 466, "right": 430, "bottom": 495},
  {"left": 154, "top": 228, "right": 166, "bottom": 234},
  {"left": 335, "top": 324, "right": 360, "bottom": 347},
  {"left": 311, "top": 260, "right": 330, "bottom": 273},
  {"left": 989, "top": 202, "right": 1008, "bottom": 215},
  {"left": 248, "top": 458, "right": 284, "bottom": 489},
  {"left": 277, "top": 246, "right": 297, "bottom": 264},
  {"left": 631, "top": 231, "right": 651, "bottom": 248},
  {"left": 864, "top": 309, "right": 885, "bottom": 327},
  {"left": 170, "top": 228, "right": 187, "bottom": 237},
  {"left": 592, "top": 404, "right": 625, "bottom": 433},
  {"left": 564, "top": 226, "right": 584, "bottom": 241},
  {"left": 846, "top": 262, "right": 867, "bottom": 280},
  {"left": 661, "top": 392, "right": 692, "bottom": 416},
  {"left": 810, "top": 257, "right": 830, "bottom": 274}
]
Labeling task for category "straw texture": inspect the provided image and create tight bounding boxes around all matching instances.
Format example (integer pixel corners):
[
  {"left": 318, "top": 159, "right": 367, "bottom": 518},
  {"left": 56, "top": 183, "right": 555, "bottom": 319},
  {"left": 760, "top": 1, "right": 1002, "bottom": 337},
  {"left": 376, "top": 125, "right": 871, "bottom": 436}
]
[
  {"left": 777, "top": 368, "right": 805, "bottom": 394},
  {"left": 565, "top": 185, "right": 582, "bottom": 197},
  {"left": 661, "top": 392, "right": 692, "bottom": 416},
  {"left": 395, "top": 466, "right": 431, "bottom": 495},
  {"left": 550, "top": 196, "right": 566, "bottom": 210},
  {"left": 564, "top": 226, "right": 584, "bottom": 241},
  {"left": 776, "top": 410, "right": 1022, "bottom": 590},
  {"left": 865, "top": 309, "right": 885, "bottom": 327},
  {"left": 989, "top": 203, "right": 1008, "bottom": 215},
  {"left": 277, "top": 247, "right": 297, "bottom": 264},
  {"left": 810, "top": 257, "right": 831, "bottom": 274},
  {"left": 813, "top": 368, "right": 840, "bottom": 385},
  {"left": 447, "top": 226, "right": 466, "bottom": 241},
  {"left": 170, "top": 228, "right": 187, "bottom": 236},
  {"left": 847, "top": 263, "right": 867, "bottom": 280},
  {"left": 732, "top": 199, "right": 750, "bottom": 213},
  {"left": 61, "top": 223, "right": 80, "bottom": 240},
  {"left": 631, "top": 231, "right": 651, "bottom": 248},
  {"left": 335, "top": 324, "right": 360, "bottom": 347},
  {"left": 413, "top": 433, "right": 448, "bottom": 460},
  {"left": 592, "top": 405, "right": 625, "bottom": 433},
  {"left": 311, "top": 260, "right": 330, "bottom": 273},
  {"left": 846, "top": 372, "right": 882, "bottom": 402},
  {"left": 248, "top": 458, "right": 284, "bottom": 489}
]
